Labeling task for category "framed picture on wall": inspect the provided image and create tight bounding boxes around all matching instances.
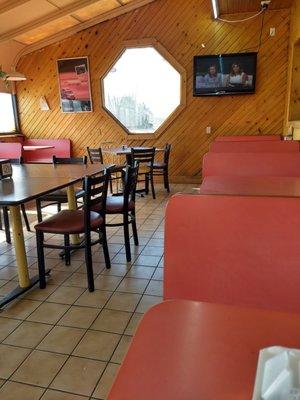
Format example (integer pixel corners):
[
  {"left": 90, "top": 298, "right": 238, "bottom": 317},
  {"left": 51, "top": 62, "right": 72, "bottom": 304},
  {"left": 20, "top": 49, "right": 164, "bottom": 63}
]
[{"left": 57, "top": 56, "right": 93, "bottom": 113}]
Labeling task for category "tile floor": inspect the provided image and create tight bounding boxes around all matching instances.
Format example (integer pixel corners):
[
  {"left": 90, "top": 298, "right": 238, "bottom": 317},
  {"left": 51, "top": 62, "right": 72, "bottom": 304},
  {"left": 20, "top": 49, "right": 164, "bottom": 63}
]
[{"left": 0, "top": 183, "right": 194, "bottom": 399}]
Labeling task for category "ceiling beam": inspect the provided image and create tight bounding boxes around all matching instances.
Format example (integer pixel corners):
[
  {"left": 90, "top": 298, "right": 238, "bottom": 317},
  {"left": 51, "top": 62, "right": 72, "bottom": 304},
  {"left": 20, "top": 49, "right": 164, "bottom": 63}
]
[
  {"left": 0, "top": 0, "right": 109, "bottom": 43},
  {"left": 13, "top": 0, "right": 156, "bottom": 64},
  {"left": 0, "top": 0, "right": 31, "bottom": 14}
]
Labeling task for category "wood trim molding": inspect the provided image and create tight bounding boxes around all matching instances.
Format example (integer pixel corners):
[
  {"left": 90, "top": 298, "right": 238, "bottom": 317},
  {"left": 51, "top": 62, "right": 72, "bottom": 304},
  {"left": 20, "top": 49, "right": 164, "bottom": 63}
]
[
  {"left": 100, "top": 38, "right": 187, "bottom": 140},
  {"left": 0, "top": 0, "right": 31, "bottom": 15}
]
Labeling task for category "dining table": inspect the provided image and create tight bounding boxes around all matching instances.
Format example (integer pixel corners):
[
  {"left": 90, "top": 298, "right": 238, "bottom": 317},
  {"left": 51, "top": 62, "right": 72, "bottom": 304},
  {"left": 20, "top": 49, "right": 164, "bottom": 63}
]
[
  {"left": 0, "top": 162, "right": 111, "bottom": 308},
  {"left": 22, "top": 145, "right": 55, "bottom": 151},
  {"left": 102, "top": 146, "right": 164, "bottom": 164}
]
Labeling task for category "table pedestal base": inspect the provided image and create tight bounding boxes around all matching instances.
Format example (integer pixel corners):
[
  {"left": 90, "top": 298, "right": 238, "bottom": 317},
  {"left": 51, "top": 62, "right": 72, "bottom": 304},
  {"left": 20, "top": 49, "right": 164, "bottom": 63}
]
[{"left": 0, "top": 269, "right": 51, "bottom": 308}]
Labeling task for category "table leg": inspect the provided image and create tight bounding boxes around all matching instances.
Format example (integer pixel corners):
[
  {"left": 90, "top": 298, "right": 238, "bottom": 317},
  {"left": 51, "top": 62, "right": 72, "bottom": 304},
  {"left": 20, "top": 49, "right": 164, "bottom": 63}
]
[
  {"left": 9, "top": 205, "right": 30, "bottom": 288},
  {"left": 67, "top": 185, "right": 80, "bottom": 245}
]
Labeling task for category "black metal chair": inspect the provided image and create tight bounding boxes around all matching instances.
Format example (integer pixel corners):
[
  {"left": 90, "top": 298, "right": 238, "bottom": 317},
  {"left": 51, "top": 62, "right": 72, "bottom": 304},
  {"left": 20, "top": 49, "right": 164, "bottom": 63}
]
[
  {"left": 35, "top": 172, "right": 110, "bottom": 292},
  {"left": 87, "top": 147, "right": 125, "bottom": 194},
  {"left": 131, "top": 148, "right": 156, "bottom": 199},
  {"left": 36, "top": 156, "right": 87, "bottom": 222},
  {"left": 1, "top": 157, "right": 31, "bottom": 243},
  {"left": 152, "top": 143, "right": 171, "bottom": 193}
]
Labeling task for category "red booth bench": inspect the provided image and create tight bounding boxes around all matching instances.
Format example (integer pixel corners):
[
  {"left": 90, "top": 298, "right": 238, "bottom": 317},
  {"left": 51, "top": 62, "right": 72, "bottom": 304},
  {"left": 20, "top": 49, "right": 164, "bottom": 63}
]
[
  {"left": 22, "top": 139, "right": 71, "bottom": 163},
  {"left": 0, "top": 143, "right": 22, "bottom": 159},
  {"left": 164, "top": 194, "right": 300, "bottom": 313},
  {"left": 215, "top": 135, "right": 281, "bottom": 142},
  {"left": 202, "top": 152, "right": 300, "bottom": 178},
  {"left": 210, "top": 140, "right": 299, "bottom": 153}
]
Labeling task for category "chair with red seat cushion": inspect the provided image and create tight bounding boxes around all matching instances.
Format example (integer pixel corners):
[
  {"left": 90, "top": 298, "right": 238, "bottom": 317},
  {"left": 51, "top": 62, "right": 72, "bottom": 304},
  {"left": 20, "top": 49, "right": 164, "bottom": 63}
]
[
  {"left": 104, "top": 163, "right": 139, "bottom": 262},
  {"left": 152, "top": 143, "right": 171, "bottom": 193},
  {"left": 35, "top": 173, "right": 110, "bottom": 292}
]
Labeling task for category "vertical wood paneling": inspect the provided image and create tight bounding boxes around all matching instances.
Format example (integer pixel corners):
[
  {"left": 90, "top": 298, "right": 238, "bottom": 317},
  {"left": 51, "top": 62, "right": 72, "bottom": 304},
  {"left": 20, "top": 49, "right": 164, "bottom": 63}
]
[{"left": 17, "top": 0, "right": 291, "bottom": 182}]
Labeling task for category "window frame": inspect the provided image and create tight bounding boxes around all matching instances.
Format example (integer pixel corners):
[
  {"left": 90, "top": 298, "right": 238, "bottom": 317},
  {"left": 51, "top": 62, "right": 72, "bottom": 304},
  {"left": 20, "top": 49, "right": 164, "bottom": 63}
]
[
  {"left": 100, "top": 38, "right": 186, "bottom": 139},
  {"left": 0, "top": 92, "right": 21, "bottom": 135}
]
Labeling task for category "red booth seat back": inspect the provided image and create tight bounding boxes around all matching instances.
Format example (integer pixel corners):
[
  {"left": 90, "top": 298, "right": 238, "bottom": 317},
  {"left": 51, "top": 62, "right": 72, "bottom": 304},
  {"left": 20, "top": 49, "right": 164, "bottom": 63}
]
[
  {"left": 210, "top": 140, "right": 299, "bottom": 153},
  {"left": 202, "top": 152, "right": 300, "bottom": 178},
  {"left": 0, "top": 143, "right": 22, "bottom": 159},
  {"left": 164, "top": 194, "right": 300, "bottom": 313},
  {"left": 23, "top": 139, "right": 71, "bottom": 163},
  {"left": 215, "top": 135, "right": 281, "bottom": 142}
]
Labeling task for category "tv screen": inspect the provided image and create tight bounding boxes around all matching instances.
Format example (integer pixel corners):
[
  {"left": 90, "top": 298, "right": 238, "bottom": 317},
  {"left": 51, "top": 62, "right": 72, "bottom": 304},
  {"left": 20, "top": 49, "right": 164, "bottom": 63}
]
[{"left": 193, "top": 52, "right": 257, "bottom": 96}]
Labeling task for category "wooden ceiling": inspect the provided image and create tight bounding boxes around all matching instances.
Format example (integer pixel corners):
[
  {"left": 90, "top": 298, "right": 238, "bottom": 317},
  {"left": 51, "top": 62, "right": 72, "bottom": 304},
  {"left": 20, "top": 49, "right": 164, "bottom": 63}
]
[
  {"left": 219, "top": 0, "right": 293, "bottom": 14},
  {"left": 0, "top": 0, "right": 155, "bottom": 46}
]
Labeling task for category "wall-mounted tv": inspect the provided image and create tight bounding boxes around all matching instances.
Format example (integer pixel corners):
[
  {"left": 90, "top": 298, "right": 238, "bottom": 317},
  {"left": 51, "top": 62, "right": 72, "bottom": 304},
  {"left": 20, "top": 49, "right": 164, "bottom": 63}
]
[{"left": 193, "top": 52, "right": 257, "bottom": 96}]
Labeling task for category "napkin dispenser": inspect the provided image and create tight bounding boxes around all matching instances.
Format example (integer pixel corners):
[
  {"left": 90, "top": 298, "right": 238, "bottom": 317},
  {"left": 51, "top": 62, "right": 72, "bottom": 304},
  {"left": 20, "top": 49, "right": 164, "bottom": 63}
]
[{"left": 253, "top": 347, "right": 300, "bottom": 400}]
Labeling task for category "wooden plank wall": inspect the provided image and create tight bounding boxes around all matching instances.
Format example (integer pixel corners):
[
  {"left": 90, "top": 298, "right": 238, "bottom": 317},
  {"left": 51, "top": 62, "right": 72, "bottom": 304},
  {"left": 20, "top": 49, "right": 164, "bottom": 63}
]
[{"left": 17, "top": 0, "right": 291, "bottom": 182}]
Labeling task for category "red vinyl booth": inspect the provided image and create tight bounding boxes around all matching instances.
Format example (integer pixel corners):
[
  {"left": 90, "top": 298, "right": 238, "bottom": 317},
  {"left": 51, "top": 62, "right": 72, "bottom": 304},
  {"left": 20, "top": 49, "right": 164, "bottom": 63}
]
[
  {"left": 202, "top": 152, "right": 300, "bottom": 178},
  {"left": 215, "top": 135, "right": 281, "bottom": 142},
  {"left": 23, "top": 139, "right": 71, "bottom": 163},
  {"left": 0, "top": 143, "right": 22, "bottom": 159},
  {"left": 210, "top": 140, "right": 299, "bottom": 153},
  {"left": 164, "top": 194, "right": 300, "bottom": 313}
]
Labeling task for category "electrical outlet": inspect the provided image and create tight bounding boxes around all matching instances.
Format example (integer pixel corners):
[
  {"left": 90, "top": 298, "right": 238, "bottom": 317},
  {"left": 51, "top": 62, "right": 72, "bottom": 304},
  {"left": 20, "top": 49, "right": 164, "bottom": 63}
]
[
  {"left": 270, "top": 27, "right": 276, "bottom": 36},
  {"left": 206, "top": 126, "right": 212, "bottom": 134}
]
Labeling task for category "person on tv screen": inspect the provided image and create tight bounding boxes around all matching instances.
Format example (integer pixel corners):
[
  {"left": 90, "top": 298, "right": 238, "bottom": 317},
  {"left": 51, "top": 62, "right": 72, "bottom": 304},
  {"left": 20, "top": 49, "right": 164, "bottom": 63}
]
[
  {"left": 226, "top": 63, "right": 249, "bottom": 87},
  {"left": 203, "top": 64, "right": 222, "bottom": 88}
]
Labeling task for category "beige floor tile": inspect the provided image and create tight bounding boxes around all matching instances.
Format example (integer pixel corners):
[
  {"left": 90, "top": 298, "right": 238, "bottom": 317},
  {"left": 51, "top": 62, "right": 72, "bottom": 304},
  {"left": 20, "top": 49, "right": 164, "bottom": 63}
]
[
  {"left": 25, "top": 285, "right": 58, "bottom": 301},
  {"left": 27, "top": 302, "right": 69, "bottom": 324},
  {"left": 152, "top": 268, "right": 164, "bottom": 280},
  {"left": 111, "top": 335, "right": 132, "bottom": 364},
  {"left": 62, "top": 273, "right": 91, "bottom": 288},
  {"left": 136, "top": 295, "right": 163, "bottom": 313},
  {"left": 0, "top": 317, "right": 21, "bottom": 341},
  {"left": 73, "top": 330, "right": 120, "bottom": 361},
  {"left": 124, "top": 313, "right": 143, "bottom": 335},
  {"left": 91, "top": 309, "right": 132, "bottom": 334},
  {"left": 105, "top": 292, "right": 141, "bottom": 312},
  {"left": 0, "top": 281, "right": 20, "bottom": 297},
  {"left": 47, "top": 270, "right": 72, "bottom": 285},
  {"left": 12, "top": 350, "right": 67, "bottom": 387},
  {"left": 126, "top": 266, "right": 155, "bottom": 279},
  {"left": 0, "top": 267, "right": 18, "bottom": 280},
  {"left": 145, "top": 280, "right": 163, "bottom": 296},
  {"left": 41, "top": 389, "right": 88, "bottom": 399},
  {"left": 58, "top": 306, "right": 100, "bottom": 328},
  {"left": 50, "top": 356, "right": 106, "bottom": 396},
  {"left": 47, "top": 286, "right": 85, "bottom": 305},
  {"left": 0, "top": 381, "right": 45, "bottom": 400},
  {"left": 100, "top": 264, "right": 131, "bottom": 277},
  {"left": 3, "top": 321, "right": 52, "bottom": 348},
  {"left": 37, "top": 326, "right": 85, "bottom": 354},
  {"left": 0, "top": 379, "right": 5, "bottom": 387},
  {"left": 1, "top": 299, "right": 42, "bottom": 320},
  {"left": 141, "top": 246, "right": 164, "bottom": 256},
  {"left": 0, "top": 344, "right": 31, "bottom": 379},
  {"left": 75, "top": 289, "right": 112, "bottom": 308},
  {"left": 94, "top": 275, "right": 123, "bottom": 291},
  {"left": 116, "top": 277, "right": 149, "bottom": 294},
  {"left": 92, "top": 363, "right": 119, "bottom": 399},
  {"left": 134, "top": 255, "right": 161, "bottom": 267},
  {"left": 76, "top": 262, "right": 105, "bottom": 275}
]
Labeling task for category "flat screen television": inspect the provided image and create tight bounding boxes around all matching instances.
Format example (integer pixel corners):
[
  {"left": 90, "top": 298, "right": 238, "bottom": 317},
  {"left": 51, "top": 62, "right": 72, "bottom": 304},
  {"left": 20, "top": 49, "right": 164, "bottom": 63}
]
[{"left": 193, "top": 52, "right": 257, "bottom": 96}]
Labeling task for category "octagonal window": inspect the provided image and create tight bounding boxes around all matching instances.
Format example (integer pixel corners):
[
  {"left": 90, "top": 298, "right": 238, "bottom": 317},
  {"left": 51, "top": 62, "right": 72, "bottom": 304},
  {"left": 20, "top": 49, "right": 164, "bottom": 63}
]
[{"left": 102, "top": 45, "right": 184, "bottom": 135}]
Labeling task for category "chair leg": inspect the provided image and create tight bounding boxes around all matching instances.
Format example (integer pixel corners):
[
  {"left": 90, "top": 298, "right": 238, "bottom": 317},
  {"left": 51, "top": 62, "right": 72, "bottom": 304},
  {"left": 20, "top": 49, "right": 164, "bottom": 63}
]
[
  {"left": 164, "top": 169, "right": 170, "bottom": 192},
  {"left": 36, "top": 199, "right": 43, "bottom": 223},
  {"left": 3, "top": 207, "right": 11, "bottom": 244},
  {"left": 64, "top": 235, "right": 71, "bottom": 266},
  {"left": 21, "top": 204, "right": 31, "bottom": 232},
  {"left": 57, "top": 203, "right": 61, "bottom": 213},
  {"left": 131, "top": 211, "right": 139, "bottom": 246},
  {"left": 36, "top": 231, "right": 46, "bottom": 289},
  {"left": 123, "top": 214, "right": 131, "bottom": 262},
  {"left": 145, "top": 174, "right": 149, "bottom": 195},
  {"left": 150, "top": 173, "right": 156, "bottom": 199},
  {"left": 109, "top": 177, "right": 113, "bottom": 194},
  {"left": 101, "top": 226, "right": 111, "bottom": 269},
  {"left": 0, "top": 207, "right": 3, "bottom": 231},
  {"left": 84, "top": 231, "right": 94, "bottom": 292}
]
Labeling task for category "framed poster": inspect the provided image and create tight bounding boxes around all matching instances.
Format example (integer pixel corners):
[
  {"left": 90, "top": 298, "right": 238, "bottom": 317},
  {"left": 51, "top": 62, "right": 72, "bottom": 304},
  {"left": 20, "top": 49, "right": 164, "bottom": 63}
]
[{"left": 57, "top": 57, "right": 93, "bottom": 113}]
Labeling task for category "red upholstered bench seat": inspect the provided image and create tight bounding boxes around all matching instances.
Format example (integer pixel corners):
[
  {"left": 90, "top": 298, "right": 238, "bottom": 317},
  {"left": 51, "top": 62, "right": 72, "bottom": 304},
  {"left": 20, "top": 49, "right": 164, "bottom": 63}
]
[
  {"left": 215, "top": 135, "right": 281, "bottom": 141},
  {"left": 23, "top": 139, "right": 71, "bottom": 163},
  {"left": 210, "top": 140, "right": 299, "bottom": 153}
]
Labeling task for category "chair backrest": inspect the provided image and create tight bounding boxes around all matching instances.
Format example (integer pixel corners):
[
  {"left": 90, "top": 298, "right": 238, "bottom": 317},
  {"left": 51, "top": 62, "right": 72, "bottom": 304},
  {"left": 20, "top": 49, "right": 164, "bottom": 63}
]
[
  {"left": 87, "top": 147, "right": 104, "bottom": 164},
  {"left": 131, "top": 148, "right": 156, "bottom": 168},
  {"left": 52, "top": 155, "right": 87, "bottom": 165},
  {"left": 164, "top": 194, "right": 300, "bottom": 313},
  {"left": 83, "top": 172, "right": 109, "bottom": 232},
  {"left": 215, "top": 135, "right": 281, "bottom": 142},
  {"left": 209, "top": 140, "right": 299, "bottom": 153},
  {"left": 202, "top": 152, "right": 300, "bottom": 178},
  {"left": 123, "top": 162, "right": 139, "bottom": 208},
  {"left": 164, "top": 144, "right": 172, "bottom": 165}
]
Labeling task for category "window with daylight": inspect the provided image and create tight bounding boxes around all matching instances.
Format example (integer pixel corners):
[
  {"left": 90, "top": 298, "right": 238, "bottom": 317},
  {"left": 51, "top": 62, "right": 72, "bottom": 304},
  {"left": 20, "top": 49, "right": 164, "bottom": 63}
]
[
  {"left": 102, "top": 43, "right": 186, "bottom": 137},
  {"left": 0, "top": 93, "right": 17, "bottom": 133}
]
